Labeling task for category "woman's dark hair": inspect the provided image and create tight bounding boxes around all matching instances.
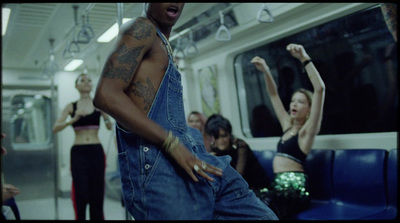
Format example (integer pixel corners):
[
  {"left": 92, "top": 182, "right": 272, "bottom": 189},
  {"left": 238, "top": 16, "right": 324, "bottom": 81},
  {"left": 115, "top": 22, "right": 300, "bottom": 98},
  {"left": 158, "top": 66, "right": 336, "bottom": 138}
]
[
  {"left": 205, "top": 114, "right": 232, "bottom": 139},
  {"left": 75, "top": 73, "right": 89, "bottom": 86}
]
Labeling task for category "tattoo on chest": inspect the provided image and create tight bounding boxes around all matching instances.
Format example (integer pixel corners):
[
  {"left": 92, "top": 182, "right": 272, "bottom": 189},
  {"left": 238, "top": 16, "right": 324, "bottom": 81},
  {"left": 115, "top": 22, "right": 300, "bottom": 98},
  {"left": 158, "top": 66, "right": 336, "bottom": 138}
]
[{"left": 130, "top": 78, "right": 156, "bottom": 111}]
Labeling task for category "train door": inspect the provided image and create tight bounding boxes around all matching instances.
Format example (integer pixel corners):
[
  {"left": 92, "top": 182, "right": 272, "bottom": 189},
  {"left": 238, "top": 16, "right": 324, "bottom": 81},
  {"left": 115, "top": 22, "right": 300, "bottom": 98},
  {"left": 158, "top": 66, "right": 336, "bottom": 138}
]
[{"left": 1, "top": 86, "right": 59, "bottom": 219}]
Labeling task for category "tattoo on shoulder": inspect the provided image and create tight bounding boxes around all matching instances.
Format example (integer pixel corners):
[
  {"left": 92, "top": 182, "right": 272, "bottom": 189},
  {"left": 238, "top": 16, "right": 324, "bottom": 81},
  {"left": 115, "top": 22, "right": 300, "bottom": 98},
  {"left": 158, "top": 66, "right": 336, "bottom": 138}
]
[
  {"left": 102, "top": 44, "right": 144, "bottom": 83},
  {"left": 130, "top": 78, "right": 156, "bottom": 111},
  {"left": 101, "top": 19, "right": 154, "bottom": 84},
  {"left": 125, "top": 19, "right": 152, "bottom": 40}
]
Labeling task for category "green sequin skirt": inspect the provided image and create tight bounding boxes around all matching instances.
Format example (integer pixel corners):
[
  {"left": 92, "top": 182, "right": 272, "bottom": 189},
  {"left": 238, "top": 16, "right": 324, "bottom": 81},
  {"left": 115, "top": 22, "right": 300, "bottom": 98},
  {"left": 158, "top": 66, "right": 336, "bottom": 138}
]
[
  {"left": 271, "top": 172, "right": 309, "bottom": 198},
  {"left": 258, "top": 172, "right": 310, "bottom": 220}
]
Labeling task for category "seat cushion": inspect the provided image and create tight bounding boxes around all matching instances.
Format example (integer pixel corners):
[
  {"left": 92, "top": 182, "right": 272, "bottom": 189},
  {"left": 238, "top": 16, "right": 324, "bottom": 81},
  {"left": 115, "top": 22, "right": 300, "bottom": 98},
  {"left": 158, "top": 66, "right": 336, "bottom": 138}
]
[
  {"left": 297, "top": 149, "right": 388, "bottom": 220},
  {"left": 253, "top": 149, "right": 276, "bottom": 183},
  {"left": 304, "top": 149, "right": 334, "bottom": 202}
]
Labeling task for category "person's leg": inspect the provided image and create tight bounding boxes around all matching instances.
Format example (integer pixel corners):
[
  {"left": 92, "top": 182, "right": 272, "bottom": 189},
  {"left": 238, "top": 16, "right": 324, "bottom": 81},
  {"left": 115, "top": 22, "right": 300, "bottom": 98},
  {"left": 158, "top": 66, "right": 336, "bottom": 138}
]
[
  {"left": 88, "top": 145, "right": 106, "bottom": 220},
  {"left": 71, "top": 146, "right": 89, "bottom": 220},
  {"left": 213, "top": 165, "right": 279, "bottom": 220},
  {"left": 3, "top": 197, "right": 20, "bottom": 220}
]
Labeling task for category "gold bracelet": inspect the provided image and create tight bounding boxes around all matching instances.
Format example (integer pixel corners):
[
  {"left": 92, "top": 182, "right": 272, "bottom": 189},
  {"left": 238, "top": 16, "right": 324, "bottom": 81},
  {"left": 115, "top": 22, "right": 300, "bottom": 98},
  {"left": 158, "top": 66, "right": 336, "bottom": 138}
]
[
  {"left": 163, "top": 131, "right": 179, "bottom": 154},
  {"left": 167, "top": 137, "right": 180, "bottom": 154},
  {"left": 163, "top": 131, "right": 173, "bottom": 149}
]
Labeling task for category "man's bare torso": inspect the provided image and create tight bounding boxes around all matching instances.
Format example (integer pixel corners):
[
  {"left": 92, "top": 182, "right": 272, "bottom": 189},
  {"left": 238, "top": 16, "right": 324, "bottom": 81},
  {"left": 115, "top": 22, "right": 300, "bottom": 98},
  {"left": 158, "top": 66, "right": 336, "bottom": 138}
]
[{"left": 125, "top": 18, "right": 170, "bottom": 115}]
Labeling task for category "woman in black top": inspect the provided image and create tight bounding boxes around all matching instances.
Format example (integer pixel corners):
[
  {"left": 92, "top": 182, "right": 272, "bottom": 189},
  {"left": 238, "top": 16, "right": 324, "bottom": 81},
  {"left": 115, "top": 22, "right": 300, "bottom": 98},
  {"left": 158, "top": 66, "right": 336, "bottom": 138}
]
[
  {"left": 251, "top": 43, "right": 325, "bottom": 219},
  {"left": 53, "top": 73, "right": 112, "bottom": 220},
  {"left": 205, "top": 114, "right": 269, "bottom": 193}
]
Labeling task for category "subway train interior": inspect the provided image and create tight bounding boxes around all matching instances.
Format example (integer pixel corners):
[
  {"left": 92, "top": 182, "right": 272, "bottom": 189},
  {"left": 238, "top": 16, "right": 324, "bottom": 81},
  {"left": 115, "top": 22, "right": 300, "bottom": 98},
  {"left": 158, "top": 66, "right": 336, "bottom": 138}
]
[{"left": 1, "top": 2, "right": 398, "bottom": 220}]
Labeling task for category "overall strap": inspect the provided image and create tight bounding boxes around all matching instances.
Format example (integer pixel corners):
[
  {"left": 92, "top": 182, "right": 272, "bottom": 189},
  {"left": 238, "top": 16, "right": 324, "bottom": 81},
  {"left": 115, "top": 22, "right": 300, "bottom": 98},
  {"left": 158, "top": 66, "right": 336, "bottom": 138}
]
[{"left": 154, "top": 27, "right": 174, "bottom": 60}]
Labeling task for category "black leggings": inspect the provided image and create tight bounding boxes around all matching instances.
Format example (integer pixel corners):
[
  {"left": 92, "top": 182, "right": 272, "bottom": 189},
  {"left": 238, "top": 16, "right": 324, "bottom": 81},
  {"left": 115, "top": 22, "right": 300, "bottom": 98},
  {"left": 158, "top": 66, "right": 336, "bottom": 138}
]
[{"left": 71, "top": 144, "right": 105, "bottom": 220}]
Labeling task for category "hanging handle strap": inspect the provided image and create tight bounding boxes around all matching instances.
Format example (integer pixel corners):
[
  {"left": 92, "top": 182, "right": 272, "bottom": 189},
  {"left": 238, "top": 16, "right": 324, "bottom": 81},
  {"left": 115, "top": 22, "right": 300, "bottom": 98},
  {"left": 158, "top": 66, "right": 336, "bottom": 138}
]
[
  {"left": 68, "top": 40, "right": 80, "bottom": 54},
  {"left": 215, "top": 11, "right": 231, "bottom": 41},
  {"left": 185, "top": 31, "right": 199, "bottom": 55},
  {"left": 257, "top": 3, "right": 274, "bottom": 23},
  {"left": 173, "top": 38, "right": 185, "bottom": 59},
  {"left": 62, "top": 43, "right": 73, "bottom": 59},
  {"left": 77, "top": 15, "right": 93, "bottom": 43}
]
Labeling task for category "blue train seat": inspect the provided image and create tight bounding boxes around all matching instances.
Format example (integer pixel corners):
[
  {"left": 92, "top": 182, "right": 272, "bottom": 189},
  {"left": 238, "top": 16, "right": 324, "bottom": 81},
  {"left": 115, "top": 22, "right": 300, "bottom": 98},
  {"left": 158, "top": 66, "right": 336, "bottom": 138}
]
[
  {"left": 252, "top": 149, "right": 275, "bottom": 183},
  {"left": 361, "top": 148, "right": 398, "bottom": 219},
  {"left": 303, "top": 149, "right": 334, "bottom": 204},
  {"left": 298, "top": 149, "right": 387, "bottom": 220}
]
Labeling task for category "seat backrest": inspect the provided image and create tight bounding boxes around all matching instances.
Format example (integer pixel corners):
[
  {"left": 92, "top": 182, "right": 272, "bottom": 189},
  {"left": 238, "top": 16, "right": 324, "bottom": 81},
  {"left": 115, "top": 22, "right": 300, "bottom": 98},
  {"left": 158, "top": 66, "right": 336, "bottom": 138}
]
[
  {"left": 253, "top": 149, "right": 276, "bottom": 183},
  {"left": 304, "top": 149, "right": 334, "bottom": 201},
  {"left": 332, "top": 149, "right": 387, "bottom": 206},
  {"left": 387, "top": 148, "right": 397, "bottom": 206}
]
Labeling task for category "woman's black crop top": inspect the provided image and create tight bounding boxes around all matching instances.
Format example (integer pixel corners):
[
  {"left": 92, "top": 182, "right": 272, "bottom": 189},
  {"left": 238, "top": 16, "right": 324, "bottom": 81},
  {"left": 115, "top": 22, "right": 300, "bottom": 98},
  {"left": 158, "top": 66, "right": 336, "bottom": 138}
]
[
  {"left": 71, "top": 101, "right": 101, "bottom": 129},
  {"left": 276, "top": 130, "right": 307, "bottom": 164}
]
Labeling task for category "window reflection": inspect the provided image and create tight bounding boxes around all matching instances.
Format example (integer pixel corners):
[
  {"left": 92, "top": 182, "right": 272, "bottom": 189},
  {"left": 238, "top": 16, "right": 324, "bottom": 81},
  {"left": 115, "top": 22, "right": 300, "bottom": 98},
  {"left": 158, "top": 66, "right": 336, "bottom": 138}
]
[{"left": 11, "top": 94, "right": 52, "bottom": 149}]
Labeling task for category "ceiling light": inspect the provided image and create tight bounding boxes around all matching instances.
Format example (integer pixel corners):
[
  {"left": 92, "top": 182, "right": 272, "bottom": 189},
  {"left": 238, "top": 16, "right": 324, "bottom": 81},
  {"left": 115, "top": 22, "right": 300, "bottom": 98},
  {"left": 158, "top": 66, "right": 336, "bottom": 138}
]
[
  {"left": 2, "top": 7, "right": 11, "bottom": 36},
  {"left": 97, "top": 18, "right": 132, "bottom": 43},
  {"left": 64, "top": 59, "right": 83, "bottom": 71}
]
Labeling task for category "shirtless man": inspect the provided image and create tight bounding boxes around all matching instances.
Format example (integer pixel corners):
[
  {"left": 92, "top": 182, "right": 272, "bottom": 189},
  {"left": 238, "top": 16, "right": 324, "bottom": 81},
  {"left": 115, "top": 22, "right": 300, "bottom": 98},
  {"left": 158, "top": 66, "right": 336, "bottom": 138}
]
[{"left": 94, "top": 3, "right": 278, "bottom": 220}]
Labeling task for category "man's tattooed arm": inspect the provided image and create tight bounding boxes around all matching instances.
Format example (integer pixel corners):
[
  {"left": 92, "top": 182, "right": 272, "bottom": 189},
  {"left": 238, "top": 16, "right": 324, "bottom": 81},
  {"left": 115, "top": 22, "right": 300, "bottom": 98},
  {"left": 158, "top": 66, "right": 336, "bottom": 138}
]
[
  {"left": 100, "top": 18, "right": 154, "bottom": 84},
  {"left": 101, "top": 44, "right": 144, "bottom": 83}
]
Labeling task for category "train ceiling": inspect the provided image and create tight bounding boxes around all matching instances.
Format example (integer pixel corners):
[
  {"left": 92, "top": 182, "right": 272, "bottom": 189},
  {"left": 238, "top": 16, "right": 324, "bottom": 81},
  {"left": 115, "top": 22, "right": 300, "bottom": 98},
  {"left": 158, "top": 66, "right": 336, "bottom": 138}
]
[{"left": 1, "top": 3, "right": 221, "bottom": 75}]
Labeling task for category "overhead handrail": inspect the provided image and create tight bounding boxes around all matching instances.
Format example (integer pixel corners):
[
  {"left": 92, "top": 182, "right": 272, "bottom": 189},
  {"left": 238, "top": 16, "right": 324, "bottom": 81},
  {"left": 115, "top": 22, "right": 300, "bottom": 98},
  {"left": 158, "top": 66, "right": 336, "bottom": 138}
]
[
  {"left": 63, "top": 5, "right": 80, "bottom": 59},
  {"left": 170, "top": 3, "right": 241, "bottom": 42},
  {"left": 42, "top": 38, "right": 59, "bottom": 79},
  {"left": 77, "top": 14, "right": 95, "bottom": 43},
  {"left": 68, "top": 22, "right": 80, "bottom": 55},
  {"left": 257, "top": 3, "right": 274, "bottom": 23},
  {"left": 62, "top": 43, "right": 72, "bottom": 59},
  {"left": 215, "top": 10, "right": 231, "bottom": 41},
  {"left": 184, "top": 30, "right": 199, "bottom": 56},
  {"left": 173, "top": 37, "right": 185, "bottom": 59}
]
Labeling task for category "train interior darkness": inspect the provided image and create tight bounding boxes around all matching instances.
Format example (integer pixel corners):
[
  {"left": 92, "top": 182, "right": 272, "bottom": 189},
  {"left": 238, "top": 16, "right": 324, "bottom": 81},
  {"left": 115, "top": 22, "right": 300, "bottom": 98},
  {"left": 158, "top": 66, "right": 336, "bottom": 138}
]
[{"left": 1, "top": 3, "right": 397, "bottom": 220}]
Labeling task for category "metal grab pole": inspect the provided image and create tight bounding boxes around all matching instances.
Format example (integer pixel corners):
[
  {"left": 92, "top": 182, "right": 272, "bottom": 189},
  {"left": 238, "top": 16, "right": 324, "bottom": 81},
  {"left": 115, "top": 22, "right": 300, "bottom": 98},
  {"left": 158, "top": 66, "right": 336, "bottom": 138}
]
[{"left": 117, "top": 3, "right": 123, "bottom": 28}]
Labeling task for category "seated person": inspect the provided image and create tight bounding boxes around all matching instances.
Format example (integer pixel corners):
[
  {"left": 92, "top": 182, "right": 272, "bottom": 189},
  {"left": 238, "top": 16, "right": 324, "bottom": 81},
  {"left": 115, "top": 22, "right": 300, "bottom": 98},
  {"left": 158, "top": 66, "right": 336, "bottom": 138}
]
[
  {"left": 187, "top": 111, "right": 212, "bottom": 153},
  {"left": 1, "top": 133, "right": 21, "bottom": 220},
  {"left": 205, "top": 114, "right": 269, "bottom": 193}
]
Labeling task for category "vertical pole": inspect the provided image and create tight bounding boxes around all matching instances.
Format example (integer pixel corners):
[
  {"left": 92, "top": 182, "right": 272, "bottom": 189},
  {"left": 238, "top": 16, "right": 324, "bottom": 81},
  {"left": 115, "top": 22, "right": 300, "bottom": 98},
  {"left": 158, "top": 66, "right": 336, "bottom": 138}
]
[
  {"left": 49, "top": 38, "right": 59, "bottom": 220},
  {"left": 117, "top": 3, "right": 123, "bottom": 28}
]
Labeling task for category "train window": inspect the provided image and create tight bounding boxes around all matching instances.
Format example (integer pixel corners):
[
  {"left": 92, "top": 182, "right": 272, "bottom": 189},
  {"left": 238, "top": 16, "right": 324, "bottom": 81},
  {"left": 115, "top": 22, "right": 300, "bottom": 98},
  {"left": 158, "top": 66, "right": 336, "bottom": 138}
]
[
  {"left": 10, "top": 94, "right": 53, "bottom": 150},
  {"left": 234, "top": 6, "right": 397, "bottom": 137}
]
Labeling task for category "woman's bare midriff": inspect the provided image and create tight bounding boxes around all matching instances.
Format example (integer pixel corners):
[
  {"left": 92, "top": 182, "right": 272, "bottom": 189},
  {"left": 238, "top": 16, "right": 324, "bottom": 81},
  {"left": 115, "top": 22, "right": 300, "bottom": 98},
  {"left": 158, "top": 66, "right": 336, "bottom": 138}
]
[
  {"left": 73, "top": 128, "right": 100, "bottom": 145},
  {"left": 273, "top": 155, "right": 304, "bottom": 173}
]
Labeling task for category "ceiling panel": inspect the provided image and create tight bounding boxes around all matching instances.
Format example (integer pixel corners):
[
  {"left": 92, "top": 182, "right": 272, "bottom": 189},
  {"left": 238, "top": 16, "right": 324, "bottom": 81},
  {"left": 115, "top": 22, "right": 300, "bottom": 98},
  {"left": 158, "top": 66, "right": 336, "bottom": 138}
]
[{"left": 1, "top": 3, "right": 220, "bottom": 76}]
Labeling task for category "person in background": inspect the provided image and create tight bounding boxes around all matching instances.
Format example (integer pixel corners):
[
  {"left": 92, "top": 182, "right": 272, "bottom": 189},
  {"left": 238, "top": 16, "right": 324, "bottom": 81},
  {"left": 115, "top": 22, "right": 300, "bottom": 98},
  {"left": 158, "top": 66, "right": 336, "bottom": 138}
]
[
  {"left": 187, "top": 111, "right": 212, "bottom": 153},
  {"left": 205, "top": 114, "right": 270, "bottom": 193},
  {"left": 251, "top": 43, "right": 325, "bottom": 219},
  {"left": 52, "top": 73, "right": 112, "bottom": 220},
  {"left": 93, "top": 3, "right": 277, "bottom": 220},
  {"left": 1, "top": 133, "right": 21, "bottom": 220}
]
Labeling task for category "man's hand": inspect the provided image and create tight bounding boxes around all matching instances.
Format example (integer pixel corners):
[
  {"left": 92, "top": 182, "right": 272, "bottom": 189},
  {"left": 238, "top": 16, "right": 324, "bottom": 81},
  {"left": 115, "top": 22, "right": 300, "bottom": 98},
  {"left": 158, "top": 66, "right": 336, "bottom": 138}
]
[{"left": 169, "top": 144, "right": 223, "bottom": 182}]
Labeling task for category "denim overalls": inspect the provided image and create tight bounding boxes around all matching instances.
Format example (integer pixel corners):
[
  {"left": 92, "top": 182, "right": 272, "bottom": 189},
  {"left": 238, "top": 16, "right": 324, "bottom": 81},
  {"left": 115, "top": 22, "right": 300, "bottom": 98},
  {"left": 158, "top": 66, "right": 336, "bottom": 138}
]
[{"left": 115, "top": 27, "right": 278, "bottom": 220}]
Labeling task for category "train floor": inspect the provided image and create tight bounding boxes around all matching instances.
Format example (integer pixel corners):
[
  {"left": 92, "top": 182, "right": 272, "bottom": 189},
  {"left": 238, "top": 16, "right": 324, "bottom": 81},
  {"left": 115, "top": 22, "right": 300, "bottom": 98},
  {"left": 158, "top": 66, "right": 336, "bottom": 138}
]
[{"left": 14, "top": 196, "right": 131, "bottom": 220}]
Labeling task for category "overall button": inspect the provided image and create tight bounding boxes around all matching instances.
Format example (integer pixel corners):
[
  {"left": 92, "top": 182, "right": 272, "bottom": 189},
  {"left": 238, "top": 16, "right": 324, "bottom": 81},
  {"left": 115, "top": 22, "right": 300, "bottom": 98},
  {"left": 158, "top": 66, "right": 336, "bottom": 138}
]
[
  {"left": 144, "top": 164, "right": 151, "bottom": 170},
  {"left": 143, "top": 147, "right": 149, "bottom": 152}
]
